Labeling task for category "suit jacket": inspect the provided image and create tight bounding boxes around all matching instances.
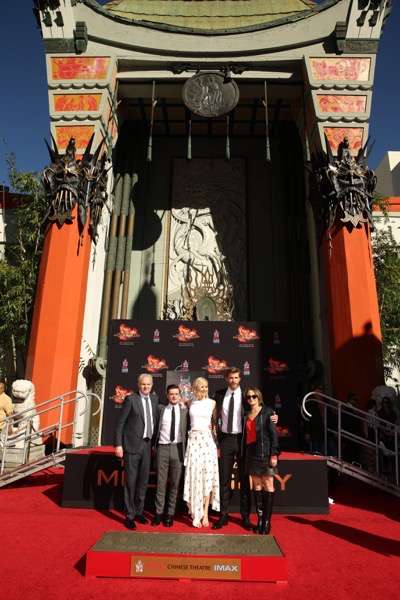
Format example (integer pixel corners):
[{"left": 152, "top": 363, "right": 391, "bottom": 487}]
[
  {"left": 242, "top": 406, "right": 279, "bottom": 459},
  {"left": 214, "top": 387, "right": 246, "bottom": 439},
  {"left": 114, "top": 392, "right": 159, "bottom": 453},
  {"left": 156, "top": 404, "right": 189, "bottom": 453}
]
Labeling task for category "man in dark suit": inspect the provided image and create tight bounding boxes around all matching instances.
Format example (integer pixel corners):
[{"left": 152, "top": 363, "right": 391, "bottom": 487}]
[
  {"left": 152, "top": 384, "right": 189, "bottom": 527},
  {"left": 212, "top": 367, "right": 278, "bottom": 530},
  {"left": 115, "top": 373, "right": 159, "bottom": 530}
]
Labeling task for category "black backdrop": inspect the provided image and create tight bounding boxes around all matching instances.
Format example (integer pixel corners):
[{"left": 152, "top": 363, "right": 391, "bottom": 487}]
[{"left": 102, "top": 320, "right": 298, "bottom": 448}]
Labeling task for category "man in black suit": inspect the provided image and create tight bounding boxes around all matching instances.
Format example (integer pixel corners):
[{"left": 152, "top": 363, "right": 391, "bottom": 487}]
[
  {"left": 212, "top": 367, "right": 278, "bottom": 530},
  {"left": 115, "top": 373, "right": 159, "bottom": 530},
  {"left": 152, "top": 384, "right": 189, "bottom": 527}
]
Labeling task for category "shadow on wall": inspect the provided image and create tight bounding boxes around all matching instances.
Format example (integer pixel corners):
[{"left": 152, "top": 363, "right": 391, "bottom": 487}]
[
  {"left": 131, "top": 281, "right": 157, "bottom": 320},
  {"left": 332, "top": 321, "right": 384, "bottom": 407},
  {"left": 132, "top": 209, "right": 163, "bottom": 251}
]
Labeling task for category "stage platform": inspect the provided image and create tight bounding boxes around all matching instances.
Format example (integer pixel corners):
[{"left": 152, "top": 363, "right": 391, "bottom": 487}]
[
  {"left": 86, "top": 531, "right": 287, "bottom": 582},
  {"left": 62, "top": 447, "right": 328, "bottom": 514}
]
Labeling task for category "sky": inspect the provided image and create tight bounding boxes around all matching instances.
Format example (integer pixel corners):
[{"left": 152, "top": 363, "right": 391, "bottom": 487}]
[{"left": 0, "top": 0, "right": 399, "bottom": 187}]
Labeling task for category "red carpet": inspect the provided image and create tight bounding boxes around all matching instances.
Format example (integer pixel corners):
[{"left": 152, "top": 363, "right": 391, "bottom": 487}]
[{"left": 2, "top": 469, "right": 399, "bottom": 600}]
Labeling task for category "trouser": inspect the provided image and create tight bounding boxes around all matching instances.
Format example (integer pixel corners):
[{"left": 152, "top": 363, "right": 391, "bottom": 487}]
[
  {"left": 155, "top": 443, "right": 184, "bottom": 516},
  {"left": 123, "top": 439, "right": 152, "bottom": 520},
  {"left": 218, "top": 432, "right": 250, "bottom": 516}
]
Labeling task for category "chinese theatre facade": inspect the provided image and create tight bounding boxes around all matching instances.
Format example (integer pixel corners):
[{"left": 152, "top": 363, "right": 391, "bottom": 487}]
[{"left": 30, "top": 0, "right": 390, "bottom": 441}]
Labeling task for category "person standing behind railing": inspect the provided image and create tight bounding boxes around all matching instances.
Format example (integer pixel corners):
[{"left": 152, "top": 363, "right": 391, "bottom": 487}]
[
  {"left": 377, "top": 397, "right": 398, "bottom": 480},
  {"left": 342, "top": 393, "right": 363, "bottom": 464},
  {"left": 0, "top": 382, "right": 13, "bottom": 434}
]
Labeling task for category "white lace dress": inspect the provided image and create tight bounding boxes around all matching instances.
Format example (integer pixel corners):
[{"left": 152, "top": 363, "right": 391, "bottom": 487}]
[{"left": 183, "top": 398, "right": 220, "bottom": 526}]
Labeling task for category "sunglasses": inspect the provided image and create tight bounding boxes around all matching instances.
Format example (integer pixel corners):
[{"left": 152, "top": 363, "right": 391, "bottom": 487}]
[{"left": 246, "top": 394, "right": 258, "bottom": 400}]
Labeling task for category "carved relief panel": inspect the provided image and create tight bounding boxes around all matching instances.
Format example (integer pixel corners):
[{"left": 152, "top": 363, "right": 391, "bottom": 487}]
[{"left": 165, "top": 159, "right": 247, "bottom": 321}]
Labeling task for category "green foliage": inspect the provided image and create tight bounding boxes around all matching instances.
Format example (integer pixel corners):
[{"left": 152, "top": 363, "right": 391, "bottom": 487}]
[
  {"left": 372, "top": 222, "right": 400, "bottom": 376},
  {"left": 0, "top": 155, "right": 48, "bottom": 381}
]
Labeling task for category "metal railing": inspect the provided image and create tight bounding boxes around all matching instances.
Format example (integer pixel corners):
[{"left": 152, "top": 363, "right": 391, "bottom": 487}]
[
  {"left": 301, "top": 391, "right": 399, "bottom": 496},
  {"left": 0, "top": 390, "right": 101, "bottom": 484}
]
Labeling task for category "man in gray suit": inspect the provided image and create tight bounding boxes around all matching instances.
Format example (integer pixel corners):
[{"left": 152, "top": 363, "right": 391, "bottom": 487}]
[
  {"left": 152, "top": 384, "right": 188, "bottom": 527},
  {"left": 115, "top": 373, "right": 159, "bottom": 530}
]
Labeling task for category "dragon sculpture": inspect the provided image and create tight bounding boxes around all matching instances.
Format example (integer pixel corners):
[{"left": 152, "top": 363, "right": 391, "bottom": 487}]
[
  {"left": 42, "top": 134, "right": 109, "bottom": 242},
  {"left": 312, "top": 135, "right": 377, "bottom": 236}
]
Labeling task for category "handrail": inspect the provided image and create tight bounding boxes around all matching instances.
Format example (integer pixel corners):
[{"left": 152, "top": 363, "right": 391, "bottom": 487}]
[
  {"left": 0, "top": 390, "right": 101, "bottom": 477},
  {"left": 301, "top": 391, "right": 399, "bottom": 490}
]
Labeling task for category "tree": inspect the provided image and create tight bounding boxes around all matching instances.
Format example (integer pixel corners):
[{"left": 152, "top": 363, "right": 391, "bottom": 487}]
[
  {"left": 372, "top": 218, "right": 400, "bottom": 377},
  {"left": 0, "top": 156, "right": 47, "bottom": 382}
]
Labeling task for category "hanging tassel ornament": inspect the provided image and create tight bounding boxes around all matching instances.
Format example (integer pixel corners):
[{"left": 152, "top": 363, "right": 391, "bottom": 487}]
[
  {"left": 187, "top": 114, "right": 192, "bottom": 160},
  {"left": 147, "top": 80, "right": 157, "bottom": 162},
  {"left": 225, "top": 114, "right": 231, "bottom": 160},
  {"left": 303, "top": 93, "right": 311, "bottom": 164},
  {"left": 263, "top": 80, "right": 271, "bottom": 162}
]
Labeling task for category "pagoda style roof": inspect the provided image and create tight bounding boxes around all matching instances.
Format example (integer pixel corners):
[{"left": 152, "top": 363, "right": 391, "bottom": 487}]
[{"left": 101, "top": 0, "right": 322, "bottom": 33}]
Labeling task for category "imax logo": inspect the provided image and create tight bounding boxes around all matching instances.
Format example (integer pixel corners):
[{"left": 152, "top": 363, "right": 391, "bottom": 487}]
[{"left": 214, "top": 564, "right": 238, "bottom": 573}]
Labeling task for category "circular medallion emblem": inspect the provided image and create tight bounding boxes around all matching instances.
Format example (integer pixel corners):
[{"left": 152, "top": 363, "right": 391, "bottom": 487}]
[{"left": 182, "top": 72, "right": 239, "bottom": 118}]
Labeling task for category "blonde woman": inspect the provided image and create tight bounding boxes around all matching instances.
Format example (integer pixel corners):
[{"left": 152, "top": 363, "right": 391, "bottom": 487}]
[
  {"left": 183, "top": 377, "right": 220, "bottom": 527},
  {"left": 243, "top": 388, "right": 279, "bottom": 535}
]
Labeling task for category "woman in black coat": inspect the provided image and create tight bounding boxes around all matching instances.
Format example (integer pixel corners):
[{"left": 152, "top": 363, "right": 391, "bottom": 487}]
[{"left": 243, "top": 387, "right": 279, "bottom": 534}]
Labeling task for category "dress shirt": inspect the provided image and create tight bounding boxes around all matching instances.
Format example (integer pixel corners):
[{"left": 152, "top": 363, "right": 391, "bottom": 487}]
[
  {"left": 141, "top": 395, "right": 154, "bottom": 439},
  {"left": 159, "top": 404, "right": 182, "bottom": 445},
  {"left": 221, "top": 388, "right": 242, "bottom": 434}
]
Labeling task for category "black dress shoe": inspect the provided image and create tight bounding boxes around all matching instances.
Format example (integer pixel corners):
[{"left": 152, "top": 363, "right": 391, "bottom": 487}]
[
  {"left": 135, "top": 514, "right": 147, "bottom": 524},
  {"left": 125, "top": 518, "right": 136, "bottom": 530},
  {"left": 163, "top": 516, "right": 173, "bottom": 527},
  {"left": 212, "top": 514, "right": 229, "bottom": 529},
  {"left": 241, "top": 515, "right": 252, "bottom": 531},
  {"left": 152, "top": 514, "right": 162, "bottom": 526}
]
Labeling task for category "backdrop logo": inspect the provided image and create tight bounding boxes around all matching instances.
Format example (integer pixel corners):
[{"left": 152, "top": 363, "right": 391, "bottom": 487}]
[
  {"left": 266, "top": 357, "right": 289, "bottom": 376},
  {"left": 153, "top": 329, "right": 160, "bottom": 343},
  {"left": 203, "top": 356, "right": 229, "bottom": 374},
  {"left": 143, "top": 355, "right": 169, "bottom": 373},
  {"left": 182, "top": 360, "right": 189, "bottom": 372},
  {"left": 174, "top": 325, "right": 200, "bottom": 343},
  {"left": 121, "top": 359, "right": 129, "bottom": 373},
  {"left": 112, "top": 385, "right": 133, "bottom": 405},
  {"left": 234, "top": 326, "right": 259, "bottom": 345},
  {"left": 243, "top": 361, "right": 250, "bottom": 376},
  {"left": 115, "top": 324, "right": 140, "bottom": 342},
  {"left": 213, "top": 329, "right": 220, "bottom": 344}
]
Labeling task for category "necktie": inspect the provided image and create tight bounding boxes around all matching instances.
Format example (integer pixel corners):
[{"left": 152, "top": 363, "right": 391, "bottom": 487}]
[
  {"left": 228, "top": 392, "right": 234, "bottom": 433},
  {"left": 145, "top": 396, "right": 153, "bottom": 438},
  {"left": 170, "top": 406, "right": 176, "bottom": 443}
]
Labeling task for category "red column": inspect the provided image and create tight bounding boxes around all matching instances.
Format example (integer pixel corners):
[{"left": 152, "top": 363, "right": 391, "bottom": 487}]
[
  {"left": 323, "top": 224, "right": 384, "bottom": 408},
  {"left": 26, "top": 212, "right": 91, "bottom": 442}
]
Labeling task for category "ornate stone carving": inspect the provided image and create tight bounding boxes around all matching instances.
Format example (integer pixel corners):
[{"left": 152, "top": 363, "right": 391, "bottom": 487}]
[
  {"left": 312, "top": 135, "right": 376, "bottom": 233},
  {"left": 74, "top": 21, "right": 88, "bottom": 54},
  {"left": 165, "top": 159, "right": 247, "bottom": 321},
  {"left": 343, "top": 39, "right": 379, "bottom": 53},
  {"left": 182, "top": 72, "right": 239, "bottom": 118},
  {"left": 42, "top": 134, "right": 109, "bottom": 242}
]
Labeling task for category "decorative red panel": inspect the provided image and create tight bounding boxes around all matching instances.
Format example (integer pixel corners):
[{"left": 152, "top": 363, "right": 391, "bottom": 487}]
[
  {"left": 55, "top": 125, "right": 95, "bottom": 150},
  {"left": 51, "top": 57, "right": 110, "bottom": 80},
  {"left": 324, "top": 127, "right": 364, "bottom": 154},
  {"left": 310, "top": 58, "right": 370, "bottom": 81},
  {"left": 54, "top": 94, "right": 102, "bottom": 112},
  {"left": 317, "top": 95, "right": 367, "bottom": 113}
]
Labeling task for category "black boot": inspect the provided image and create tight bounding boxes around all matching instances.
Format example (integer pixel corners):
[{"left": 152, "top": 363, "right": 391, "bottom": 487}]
[
  {"left": 253, "top": 490, "right": 263, "bottom": 534},
  {"left": 261, "top": 491, "right": 274, "bottom": 535}
]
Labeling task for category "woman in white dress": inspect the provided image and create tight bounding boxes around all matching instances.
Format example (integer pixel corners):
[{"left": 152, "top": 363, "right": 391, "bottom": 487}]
[{"left": 184, "top": 377, "right": 220, "bottom": 528}]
